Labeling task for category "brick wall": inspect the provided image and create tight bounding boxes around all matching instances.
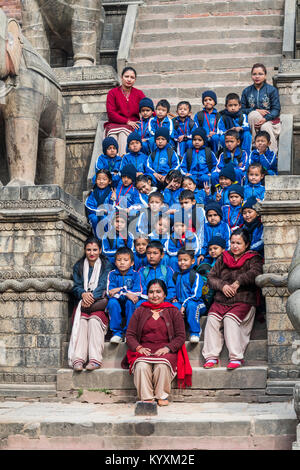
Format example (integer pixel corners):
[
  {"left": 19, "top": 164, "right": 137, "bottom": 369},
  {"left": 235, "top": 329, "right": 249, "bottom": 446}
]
[{"left": 0, "top": 0, "right": 21, "bottom": 21}]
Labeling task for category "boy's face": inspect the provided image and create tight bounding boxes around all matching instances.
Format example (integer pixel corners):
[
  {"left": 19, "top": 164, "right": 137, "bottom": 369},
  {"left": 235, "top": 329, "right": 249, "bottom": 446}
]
[
  {"left": 121, "top": 175, "right": 133, "bottom": 187},
  {"left": 192, "top": 135, "right": 205, "bottom": 149},
  {"left": 219, "top": 175, "right": 233, "bottom": 188},
  {"left": 113, "top": 216, "right": 126, "bottom": 232},
  {"left": 115, "top": 253, "right": 133, "bottom": 272},
  {"left": 155, "top": 136, "right": 168, "bottom": 149},
  {"left": 129, "top": 140, "right": 142, "bottom": 153},
  {"left": 203, "top": 96, "right": 215, "bottom": 111},
  {"left": 255, "top": 136, "right": 269, "bottom": 154},
  {"left": 173, "top": 222, "right": 187, "bottom": 237},
  {"left": 243, "top": 208, "right": 258, "bottom": 224},
  {"left": 96, "top": 172, "right": 111, "bottom": 189},
  {"left": 226, "top": 99, "right": 241, "bottom": 113},
  {"left": 178, "top": 253, "right": 194, "bottom": 271},
  {"left": 225, "top": 135, "right": 240, "bottom": 152},
  {"left": 208, "top": 244, "right": 224, "bottom": 259},
  {"left": 248, "top": 166, "right": 264, "bottom": 185},
  {"left": 136, "top": 179, "right": 152, "bottom": 194},
  {"left": 155, "top": 218, "right": 169, "bottom": 235},
  {"left": 177, "top": 104, "right": 190, "bottom": 119},
  {"left": 106, "top": 145, "right": 117, "bottom": 158},
  {"left": 207, "top": 210, "right": 221, "bottom": 226},
  {"left": 135, "top": 238, "right": 149, "bottom": 255},
  {"left": 182, "top": 179, "right": 196, "bottom": 191},
  {"left": 229, "top": 193, "right": 243, "bottom": 207},
  {"left": 156, "top": 105, "right": 168, "bottom": 120},
  {"left": 180, "top": 197, "right": 195, "bottom": 210},
  {"left": 140, "top": 106, "right": 153, "bottom": 120},
  {"left": 148, "top": 196, "right": 163, "bottom": 213},
  {"left": 146, "top": 247, "right": 163, "bottom": 266}
]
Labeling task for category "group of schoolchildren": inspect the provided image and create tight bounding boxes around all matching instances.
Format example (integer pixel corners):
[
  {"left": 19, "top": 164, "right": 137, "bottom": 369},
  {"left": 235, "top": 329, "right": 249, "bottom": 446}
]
[{"left": 84, "top": 89, "right": 276, "bottom": 345}]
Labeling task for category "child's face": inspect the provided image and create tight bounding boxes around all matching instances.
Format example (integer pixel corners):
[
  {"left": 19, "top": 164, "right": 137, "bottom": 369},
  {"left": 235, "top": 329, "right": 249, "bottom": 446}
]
[
  {"left": 135, "top": 238, "right": 149, "bottom": 255},
  {"left": 243, "top": 208, "right": 258, "bottom": 224},
  {"left": 207, "top": 210, "right": 221, "bottom": 226},
  {"left": 140, "top": 106, "right": 153, "bottom": 120},
  {"left": 156, "top": 105, "right": 168, "bottom": 120},
  {"left": 146, "top": 247, "right": 163, "bottom": 266},
  {"left": 106, "top": 145, "right": 117, "bottom": 158},
  {"left": 113, "top": 216, "right": 126, "bottom": 232},
  {"left": 167, "top": 178, "right": 182, "bottom": 191},
  {"left": 229, "top": 193, "right": 243, "bottom": 206},
  {"left": 255, "top": 136, "right": 269, "bottom": 154},
  {"left": 180, "top": 198, "right": 195, "bottom": 210},
  {"left": 248, "top": 166, "right": 264, "bottom": 185},
  {"left": 225, "top": 135, "right": 240, "bottom": 152},
  {"left": 219, "top": 176, "right": 233, "bottom": 188},
  {"left": 203, "top": 96, "right": 215, "bottom": 111},
  {"left": 182, "top": 179, "right": 196, "bottom": 192},
  {"left": 136, "top": 179, "right": 152, "bottom": 194},
  {"left": 226, "top": 99, "right": 241, "bottom": 113},
  {"left": 122, "top": 175, "right": 133, "bottom": 187},
  {"left": 173, "top": 222, "right": 187, "bottom": 237},
  {"left": 96, "top": 172, "right": 111, "bottom": 189},
  {"left": 129, "top": 140, "right": 142, "bottom": 153},
  {"left": 148, "top": 196, "right": 163, "bottom": 213},
  {"left": 177, "top": 104, "right": 190, "bottom": 119},
  {"left": 251, "top": 67, "right": 266, "bottom": 87},
  {"left": 208, "top": 244, "right": 224, "bottom": 259},
  {"left": 155, "top": 136, "right": 168, "bottom": 149},
  {"left": 155, "top": 218, "right": 169, "bottom": 235},
  {"left": 115, "top": 253, "right": 133, "bottom": 273},
  {"left": 192, "top": 135, "right": 205, "bottom": 149},
  {"left": 178, "top": 253, "right": 194, "bottom": 271}
]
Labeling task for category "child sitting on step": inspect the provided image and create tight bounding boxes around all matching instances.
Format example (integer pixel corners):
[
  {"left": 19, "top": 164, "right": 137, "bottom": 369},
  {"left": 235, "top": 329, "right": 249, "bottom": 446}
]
[
  {"left": 194, "top": 90, "right": 220, "bottom": 154},
  {"left": 212, "top": 130, "right": 248, "bottom": 186},
  {"left": 85, "top": 169, "right": 113, "bottom": 237},
  {"left": 94, "top": 136, "right": 122, "bottom": 188},
  {"left": 248, "top": 130, "right": 277, "bottom": 176},
  {"left": 222, "top": 184, "right": 244, "bottom": 233},
  {"left": 173, "top": 100, "right": 197, "bottom": 158},
  {"left": 136, "top": 97, "right": 154, "bottom": 155},
  {"left": 120, "top": 132, "right": 148, "bottom": 176},
  {"left": 198, "top": 202, "right": 231, "bottom": 263},
  {"left": 243, "top": 163, "right": 266, "bottom": 202},
  {"left": 148, "top": 99, "right": 175, "bottom": 151}
]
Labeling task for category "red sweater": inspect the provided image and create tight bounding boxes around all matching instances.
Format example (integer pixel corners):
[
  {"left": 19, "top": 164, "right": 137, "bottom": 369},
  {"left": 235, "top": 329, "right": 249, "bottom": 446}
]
[{"left": 104, "top": 86, "right": 145, "bottom": 132}]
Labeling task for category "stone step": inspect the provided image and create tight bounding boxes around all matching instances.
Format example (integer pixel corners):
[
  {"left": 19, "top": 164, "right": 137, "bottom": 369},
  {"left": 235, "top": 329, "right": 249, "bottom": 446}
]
[
  {"left": 0, "top": 400, "right": 296, "bottom": 450},
  {"left": 140, "top": 0, "right": 284, "bottom": 13},
  {"left": 0, "top": 384, "right": 57, "bottom": 398}
]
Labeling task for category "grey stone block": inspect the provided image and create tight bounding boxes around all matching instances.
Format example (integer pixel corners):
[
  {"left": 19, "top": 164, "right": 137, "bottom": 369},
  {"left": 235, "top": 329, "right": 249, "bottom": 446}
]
[
  {"left": 0, "top": 187, "right": 21, "bottom": 201},
  {"left": 135, "top": 401, "right": 157, "bottom": 416}
]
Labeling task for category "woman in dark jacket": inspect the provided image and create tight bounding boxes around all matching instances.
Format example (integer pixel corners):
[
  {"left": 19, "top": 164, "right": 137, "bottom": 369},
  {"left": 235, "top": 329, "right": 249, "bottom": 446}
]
[
  {"left": 202, "top": 228, "right": 263, "bottom": 370},
  {"left": 125, "top": 279, "right": 190, "bottom": 406}
]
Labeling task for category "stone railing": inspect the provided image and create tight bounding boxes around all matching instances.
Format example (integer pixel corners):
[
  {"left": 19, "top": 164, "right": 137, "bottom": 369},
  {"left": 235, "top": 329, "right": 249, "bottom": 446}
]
[
  {"left": 282, "top": 0, "right": 297, "bottom": 59},
  {"left": 117, "top": 1, "right": 143, "bottom": 75}
]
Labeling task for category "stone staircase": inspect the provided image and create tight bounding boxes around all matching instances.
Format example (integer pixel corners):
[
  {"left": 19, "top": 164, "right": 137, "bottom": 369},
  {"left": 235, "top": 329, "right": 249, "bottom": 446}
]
[{"left": 128, "top": 0, "right": 285, "bottom": 109}]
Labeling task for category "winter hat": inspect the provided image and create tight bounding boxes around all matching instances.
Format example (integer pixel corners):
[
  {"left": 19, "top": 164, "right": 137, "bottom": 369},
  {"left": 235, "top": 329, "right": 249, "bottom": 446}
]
[
  {"left": 202, "top": 90, "right": 217, "bottom": 105},
  {"left": 139, "top": 97, "right": 154, "bottom": 111},
  {"left": 205, "top": 201, "right": 223, "bottom": 219},
  {"left": 120, "top": 164, "right": 136, "bottom": 183},
  {"left": 242, "top": 196, "right": 258, "bottom": 211},
  {"left": 155, "top": 127, "right": 170, "bottom": 142},
  {"left": 228, "top": 184, "right": 244, "bottom": 199},
  {"left": 208, "top": 236, "right": 226, "bottom": 249},
  {"left": 127, "top": 131, "right": 142, "bottom": 145},
  {"left": 191, "top": 127, "right": 207, "bottom": 143},
  {"left": 102, "top": 136, "right": 118, "bottom": 155},
  {"left": 219, "top": 163, "right": 236, "bottom": 183}
]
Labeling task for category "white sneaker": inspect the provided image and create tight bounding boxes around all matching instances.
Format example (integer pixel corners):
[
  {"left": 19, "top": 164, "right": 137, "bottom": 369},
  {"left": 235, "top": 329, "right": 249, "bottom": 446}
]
[
  {"left": 190, "top": 335, "right": 200, "bottom": 343},
  {"left": 110, "top": 335, "right": 122, "bottom": 344}
]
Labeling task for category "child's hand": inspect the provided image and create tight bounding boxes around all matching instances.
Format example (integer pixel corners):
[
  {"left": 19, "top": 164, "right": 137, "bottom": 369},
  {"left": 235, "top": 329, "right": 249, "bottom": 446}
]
[
  {"left": 198, "top": 255, "right": 204, "bottom": 264},
  {"left": 180, "top": 306, "right": 185, "bottom": 316},
  {"left": 203, "top": 181, "right": 211, "bottom": 195},
  {"left": 215, "top": 187, "right": 222, "bottom": 201},
  {"left": 178, "top": 135, "right": 185, "bottom": 143},
  {"left": 111, "top": 189, "right": 116, "bottom": 201},
  {"left": 172, "top": 298, "right": 178, "bottom": 303},
  {"left": 126, "top": 293, "right": 139, "bottom": 304},
  {"left": 165, "top": 208, "right": 177, "bottom": 215},
  {"left": 208, "top": 131, "right": 216, "bottom": 137},
  {"left": 109, "top": 287, "right": 122, "bottom": 297}
]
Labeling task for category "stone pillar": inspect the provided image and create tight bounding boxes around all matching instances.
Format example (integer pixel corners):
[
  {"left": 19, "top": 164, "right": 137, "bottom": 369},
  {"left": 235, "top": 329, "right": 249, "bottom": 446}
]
[{"left": 0, "top": 185, "right": 90, "bottom": 383}]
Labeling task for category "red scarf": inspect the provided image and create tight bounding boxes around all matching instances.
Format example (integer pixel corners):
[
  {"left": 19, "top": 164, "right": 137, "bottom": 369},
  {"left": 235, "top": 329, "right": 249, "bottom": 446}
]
[
  {"left": 222, "top": 250, "right": 257, "bottom": 269},
  {"left": 177, "top": 343, "right": 192, "bottom": 388},
  {"left": 141, "top": 301, "right": 175, "bottom": 309}
]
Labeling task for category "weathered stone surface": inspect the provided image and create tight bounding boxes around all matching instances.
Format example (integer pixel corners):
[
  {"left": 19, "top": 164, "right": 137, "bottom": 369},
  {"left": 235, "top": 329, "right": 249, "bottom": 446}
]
[{"left": 135, "top": 401, "right": 158, "bottom": 416}]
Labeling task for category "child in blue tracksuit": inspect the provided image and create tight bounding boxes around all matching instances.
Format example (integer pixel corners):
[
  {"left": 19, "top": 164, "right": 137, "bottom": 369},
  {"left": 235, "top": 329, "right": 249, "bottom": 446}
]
[
  {"left": 101, "top": 211, "right": 134, "bottom": 265},
  {"left": 85, "top": 169, "right": 113, "bottom": 237},
  {"left": 217, "top": 92, "right": 252, "bottom": 157},
  {"left": 163, "top": 170, "right": 184, "bottom": 208},
  {"left": 107, "top": 247, "right": 142, "bottom": 343},
  {"left": 172, "top": 248, "right": 206, "bottom": 343},
  {"left": 133, "top": 235, "right": 149, "bottom": 271},
  {"left": 146, "top": 128, "right": 180, "bottom": 188},
  {"left": 112, "top": 164, "right": 141, "bottom": 213},
  {"left": 222, "top": 184, "right": 244, "bottom": 233},
  {"left": 148, "top": 99, "right": 175, "bottom": 151},
  {"left": 177, "top": 190, "right": 206, "bottom": 246},
  {"left": 198, "top": 201, "right": 231, "bottom": 263},
  {"left": 210, "top": 163, "right": 237, "bottom": 207},
  {"left": 120, "top": 131, "right": 148, "bottom": 175},
  {"left": 248, "top": 130, "right": 277, "bottom": 175},
  {"left": 242, "top": 196, "right": 264, "bottom": 256},
  {"left": 243, "top": 163, "right": 265, "bottom": 202},
  {"left": 136, "top": 191, "right": 168, "bottom": 234},
  {"left": 165, "top": 217, "right": 200, "bottom": 271},
  {"left": 180, "top": 127, "right": 218, "bottom": 188},
  {"left": 135, "top": 175, "right": 158, "bottom": 209},
  {"left": 182, "top": 176, "right": 210, "bottom": 205},
  {"left": 136, "top": 97, "right": 154, "bottom": 155},
  {"left": 212, "top": 130, "right": 248, "bottom": 186},
  {"left": 194, "top": 90, "right": 220, "bottom": 154},
  {"left": 94, "top": 136, "right": 122, "bottom": 188},
  {"left": 173, "top": 101, "right": 197, "bottom": 158}
]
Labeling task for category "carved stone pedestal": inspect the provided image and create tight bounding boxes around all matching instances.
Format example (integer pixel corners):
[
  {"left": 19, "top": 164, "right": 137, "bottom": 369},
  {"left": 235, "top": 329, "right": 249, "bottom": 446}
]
[{"left": 0, "top": 185, "right": 90, "bottom": 383}]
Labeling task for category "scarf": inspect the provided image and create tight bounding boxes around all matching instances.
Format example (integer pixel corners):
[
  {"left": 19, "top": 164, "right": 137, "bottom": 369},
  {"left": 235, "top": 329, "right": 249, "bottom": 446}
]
[
  {"left": 93, "top": 186, "right": 111, "bottom": 206},
  {"left": 243, "top": 216, "right": 262, "bottom": 237},
  {"left": 222, "top": 109, "right": 243, "bottom": 131},
  {"left": 68, "top": 257, "right": 101, "bottom": 367},
  {"left": 141, "top": 301, "right": 175, "bottom": 309},
  {"left": 222, "top": 250, "right": 257, "bottom": 269},
  {"left": 177, "top": 343, "right": 192, "bottom": 388}
]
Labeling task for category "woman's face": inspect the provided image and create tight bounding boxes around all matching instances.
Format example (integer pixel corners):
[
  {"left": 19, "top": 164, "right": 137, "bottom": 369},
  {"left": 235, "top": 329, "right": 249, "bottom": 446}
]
[
  {"left": 251, "top": 67, "right": 266, "bottom": 87},
  {"left": 121, "top": 70, "right": 136, "bottom": 89},
  {"left": 230, "top": 234, "right": 249, "bottom": 257},
  {"left": 85, "top": 243, "right": 100, "bottom": 264},
  {"left": 147, "top": 283, "right": 166, "bottom": 305}
]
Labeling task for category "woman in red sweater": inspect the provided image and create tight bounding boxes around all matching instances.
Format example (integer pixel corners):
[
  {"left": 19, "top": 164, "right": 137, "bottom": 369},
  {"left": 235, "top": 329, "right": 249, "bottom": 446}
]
[{"left": 104, "top": 66, "right": 145, "bottom": 156}]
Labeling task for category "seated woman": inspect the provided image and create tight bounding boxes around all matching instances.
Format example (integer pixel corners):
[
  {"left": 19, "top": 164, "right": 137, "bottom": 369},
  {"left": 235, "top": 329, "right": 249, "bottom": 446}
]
[
  {"left": 241, "top": 63, "right": 281, "bottom": 153},
  {"left": 104, "top": 66, "right": 145, "bottom": 157},
  {"left": 202, "top": 228, "right": 263, "bottom": 370},
  {"left": 124, "top": 279, "right": 191, "bottom": 406},
  {"left": 68, "top": 237, "right": 112, "bottom": 371}
]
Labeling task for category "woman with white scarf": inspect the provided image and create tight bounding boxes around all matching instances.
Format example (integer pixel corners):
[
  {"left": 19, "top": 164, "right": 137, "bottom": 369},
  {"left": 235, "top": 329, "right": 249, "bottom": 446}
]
[{"left": 68, "top": 237, "right": 112, "bottom": 371}]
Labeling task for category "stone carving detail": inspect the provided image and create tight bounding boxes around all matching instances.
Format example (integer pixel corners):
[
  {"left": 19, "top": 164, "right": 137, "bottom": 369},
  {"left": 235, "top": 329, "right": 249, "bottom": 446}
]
[
  {"left": 0, "top": 292, "right": 68, "bottom": 302},
  {"left": 0, "top": 278, "right": 73, "bottom": 293},
  {"left": 294, "top": 383, "right": 300, "bottom": 420}
]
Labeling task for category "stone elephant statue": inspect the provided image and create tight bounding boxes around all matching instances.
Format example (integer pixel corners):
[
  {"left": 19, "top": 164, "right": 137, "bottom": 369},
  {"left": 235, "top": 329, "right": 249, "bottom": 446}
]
[
  {"left": 21, "top": 0, "right": 104, "bottom": 67},
  {"left": 0, "top": 9, "right": 65, "bottom": 187}
]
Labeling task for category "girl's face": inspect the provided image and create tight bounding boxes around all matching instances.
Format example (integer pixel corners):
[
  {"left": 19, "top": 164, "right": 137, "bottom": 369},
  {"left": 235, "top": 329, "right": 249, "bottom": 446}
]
[
  {"left": 173, "top": 222, "right": 186, "bottom": 237},
  {"left": 121, "top": 70, "right": 136, "bottom": 89},
  {"left": 135, "top": 238, "right": 148, "bottom": 255},
  {"left": 177, "top": 104, "right": 190, "bottom": 119},
  {"left": 229, "top": 193, "right": 243, "bottom": 207},
  {"left": 155, "top": 105, "right": 168, "bottom": 120},
  {"left": 121, "top": 175, "right": 133, "bottom": 187},
  {"left": 247, "top": 167, "right": 264, "bottom": 185},
  {"left": 129, "top": 140, "right": 142, "bottom": 153},
  {"left": 230, "top": 234, "right": 249, "bottom": 257},
  {"left": 192, "top": 136, "right": 205, "bottom": 149},
  {"left": 167, "top": 178, "right": 182, "bottom": 191},
  {"left": 208, "top": 244, "right": 223, "bottom": 259},
  {"left": 96, "top": 172, "right": 111, "bottom": 189},
  {"left": 136, "top": 179, "right": 152, "bottom": 194},
  {"left": 106, "top": 145, "right": 117, "bottom": 158},
  {"left": 113, "top": 217, "right": 126, "bottom": 232},
  {"left": 147, "top": 283, "right": 166, "bottom": 305},
  {"left": 207, "top": 210, "right": 221, "bottom": 226},
  {"left": 251, "top": 67, "right": 266, "bottom": 87},
  {"left": 85, "top": 242, "right": 100, "bottom": 264},
  {"left": 140, "top": 106, "right": 153, "bottom": 120},
  {"left": 243, "top": 208, "right": 257, "bottom": 224},
  {"left": 203, "top": 96, "right": 215, "bottom": 111},
  {"left": 255, "top": 136, "right": 269, "bottom": 154},
  {"left": 182, "top": 178, "right": 196, "bottom": 191}
]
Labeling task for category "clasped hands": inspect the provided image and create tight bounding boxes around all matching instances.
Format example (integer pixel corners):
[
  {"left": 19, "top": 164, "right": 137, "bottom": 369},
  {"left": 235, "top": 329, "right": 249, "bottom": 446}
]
[
  {"left": 137, "top": 346, "right": 170, "bottom": 356},
  {"left": 222, "top": 280, "right": 240, "bottom": 298}
]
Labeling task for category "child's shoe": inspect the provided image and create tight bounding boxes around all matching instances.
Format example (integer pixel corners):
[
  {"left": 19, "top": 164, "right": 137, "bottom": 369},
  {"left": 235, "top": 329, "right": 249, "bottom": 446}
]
[
  {"left": 110, "top": 335, "right": 122, "bottom": 344},
  {"left": 190, "top": 335, "right": 200, "bottom": 344},
  {"left": 203, "top": 359, "right": 219, "bottom": 369}
]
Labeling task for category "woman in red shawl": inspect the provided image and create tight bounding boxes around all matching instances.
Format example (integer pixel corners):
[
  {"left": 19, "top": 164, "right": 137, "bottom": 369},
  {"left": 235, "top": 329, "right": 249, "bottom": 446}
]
[
  {"left": 125, "top": 279, "right": 191, "bottom": 406},
  {"left": 202, "top": 228, "right": 263, "bottom": 370},
  {"left": 104, "top": 66, "right": 145, "bottom": 156}
]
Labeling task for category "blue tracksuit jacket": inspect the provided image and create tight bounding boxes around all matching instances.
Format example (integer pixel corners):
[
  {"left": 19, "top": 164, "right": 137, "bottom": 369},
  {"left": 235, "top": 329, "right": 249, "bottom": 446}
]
[
  {"left": 102, "top": 231, "right": 134, "bottom": 265},
  {"left": 146, "top": 144, "right": 180, "bottom": 180},
  {"left": 249, "top": 148, "right": 277, "bottom": 175},
  {"left": 120, "top": 150, "right": 148, "bottom": 174},
  {"left": 200, "top": 220, "right": 231, "bottom": 257},
  {"left": 222, "top": 204, "right": 244, "bottom": 232},
  {"left": 243, "top": 183, "right": 265, "bottom": 202},
  {"left": 94, "top": 154, "right": 122, "bottom": 188},
  {"left": 138, "top": 262, "right": 176, "bottom": 302},
  {"left": 180, "top": 146, "right": 218, "bottom": 187}
]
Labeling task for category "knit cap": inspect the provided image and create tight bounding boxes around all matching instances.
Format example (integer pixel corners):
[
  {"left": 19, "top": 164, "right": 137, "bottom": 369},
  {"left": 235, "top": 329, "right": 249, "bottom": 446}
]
[
  {"left": 208, "top": 236, "right": 226, "bottom": 249},
  {"left": 155, "top": 127, "right": 170, "bottom": 142},
  {"left": 102, "top": 136, "right": 118, "bottom": 155},
  {"left": 205, "top": 201, "right": 223, "bottom": 219},
  {"left": 127, "top": 131, "right": 142, "bottom": 145},
  {"left": 120, "top": 164, "right": 136, "bottom": 183},
  {"left": 139, "top": 97, "right": 154, "bottom": 111},
  {"left": 202, "top": 90, "right": 217, "bottom": 105},
  {"left": 219, "top": 163, "right": 236, "bottom": 182},
  {"left": 242, "top": 196, "right": 258, "bottom": 211},
  {"left": 191, "top": 127, "right": 207, "bottom": 143},
  {"left": 228, "top": 184, "right": 244, "bottom": 199}
]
